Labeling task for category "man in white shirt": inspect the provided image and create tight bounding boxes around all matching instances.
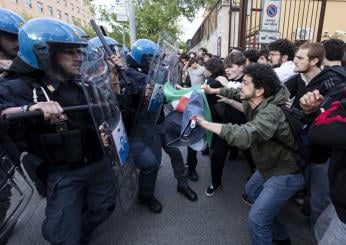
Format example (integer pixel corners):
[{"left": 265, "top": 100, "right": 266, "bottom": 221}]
[{"left": 268, "top": 39, "right": 297, "bottom": 83}]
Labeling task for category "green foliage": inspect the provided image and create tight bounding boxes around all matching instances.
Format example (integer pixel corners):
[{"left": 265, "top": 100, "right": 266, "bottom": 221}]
[{"left": 96, "top": 0, "right": 218, "bottom": 48}]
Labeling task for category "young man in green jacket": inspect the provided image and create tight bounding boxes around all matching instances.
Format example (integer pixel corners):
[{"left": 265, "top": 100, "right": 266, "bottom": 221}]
[{"left": 197, "top": 63, "right": 305, "bottom": 245}]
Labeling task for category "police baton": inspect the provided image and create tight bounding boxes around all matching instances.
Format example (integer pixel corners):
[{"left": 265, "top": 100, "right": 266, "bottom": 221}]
[
  {"left": 2, "top": 104, "right": 100, "bottom": 122},
  {"left": 89, "top": 19, "right": 132, "bottom": 87}
]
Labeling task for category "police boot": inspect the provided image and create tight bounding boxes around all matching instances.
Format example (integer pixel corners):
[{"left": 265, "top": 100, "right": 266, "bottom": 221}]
[
  {"left": 177, "top": 185, "right": 198, "bottom": 201},
  {"left": 137, "top": 194, "right": 162, "bottom": 213}
]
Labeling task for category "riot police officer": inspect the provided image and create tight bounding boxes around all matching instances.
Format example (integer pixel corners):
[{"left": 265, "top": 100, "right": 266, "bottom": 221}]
[
  {"left": 127, "top": 39, "right": 198, "bottom": 209},
  {"left": 0, "top": 18, "right": 117, "bottom": 244},
  {"left": 0, "top": 8, "right": 25, "bottom": 78}
]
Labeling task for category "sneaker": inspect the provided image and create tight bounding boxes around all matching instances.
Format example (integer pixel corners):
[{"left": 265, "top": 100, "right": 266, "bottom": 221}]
[
  {"left": 205, "top": 184, "right": 221, "bottom": 197},
  {"left": 241, "top": 193, "right": 253, "bottom": 206}
]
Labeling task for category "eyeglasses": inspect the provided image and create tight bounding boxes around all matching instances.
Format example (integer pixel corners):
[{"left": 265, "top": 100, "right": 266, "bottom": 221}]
[{"left": 268, "top": 52, "right": 281, "bottom": 57}]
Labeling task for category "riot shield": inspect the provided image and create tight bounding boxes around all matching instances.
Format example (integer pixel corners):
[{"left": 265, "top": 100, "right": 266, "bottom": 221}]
[
  {"left": 0, "top": 128, "right": 41, "bottom": 243},
  {"left": 132, "top": 33, "right": 181, "bottom": 133},
  {"left": 80, "top": 51, "right": 138, "bottom": 211}
]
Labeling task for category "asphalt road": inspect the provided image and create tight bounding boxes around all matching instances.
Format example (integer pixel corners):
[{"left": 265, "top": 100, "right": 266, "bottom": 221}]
[{"left": 8, "top": 148, "right": 316, "bottom": 245}]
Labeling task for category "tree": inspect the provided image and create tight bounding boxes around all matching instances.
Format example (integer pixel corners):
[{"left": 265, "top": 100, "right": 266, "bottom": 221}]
[{"left": 96, "top": 0, "right": 217, "bottom": 48}]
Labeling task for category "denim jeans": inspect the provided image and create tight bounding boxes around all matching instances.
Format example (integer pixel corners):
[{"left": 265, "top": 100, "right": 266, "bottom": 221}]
[
  {"left": 315, "top": 204, "right": 346, "bottom": 245},
  {"left": 305, "top": 160, "right": 331, "bottom": 226},
  {"left": 245, "top": 170, "right": 305, "bottom": 245}
]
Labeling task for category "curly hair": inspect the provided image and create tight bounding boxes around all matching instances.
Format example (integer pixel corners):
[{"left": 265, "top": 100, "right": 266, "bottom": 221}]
[
  {"left": 204, "top": 57, "right": 225, "bottom": 76},
  {"left": 268, "top": 39, "right": 296, "bottom": 61},
  {"left": 243, "top": 63, "right": 282, "bottom": 98},
  {"left": 322, "top": 38, "right": 345, "bottom": 62},
  {"left": 243, "top": 49, "right": 260, "bottom": 63}
]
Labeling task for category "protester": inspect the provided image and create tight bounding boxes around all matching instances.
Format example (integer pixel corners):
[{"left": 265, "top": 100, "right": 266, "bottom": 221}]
[
  {"left": 285, "top": 42, "right": 345, "bottom": 226},
  {"left": 268, "top": 39, "right": 296, "bottom": 82},
  {"left": 243, "top": 49, "right": 259, "bottom": 65},
  {"left": 257, "top": 48, "right": 269, "bottom": 65},
  {"left": 198, "top": 63, "right": 304, "bottom": 245},
  {"left": 300, "top": 90, "right": 346, "bottom": 244}
]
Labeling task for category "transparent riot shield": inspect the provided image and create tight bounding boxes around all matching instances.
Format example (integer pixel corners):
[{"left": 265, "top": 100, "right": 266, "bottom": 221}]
[
  {"left": 0, "top": 132, "right": 41, "bottom": 242},
  {"left": 132, "top": 33, "right": 181, "bottom": 134},
  {"left": 80, "top": 51, "right": 138, "bottom": 211}
]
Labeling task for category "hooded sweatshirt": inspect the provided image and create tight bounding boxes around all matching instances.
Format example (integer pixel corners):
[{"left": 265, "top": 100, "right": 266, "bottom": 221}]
[{"left": 309, "top": 99, "right": 346, "bottom": 224}]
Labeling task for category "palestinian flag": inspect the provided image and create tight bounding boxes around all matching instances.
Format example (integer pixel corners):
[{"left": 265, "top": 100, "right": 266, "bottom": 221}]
[{"left": 163, "top": 83, "right": 213, "bottom": 146}]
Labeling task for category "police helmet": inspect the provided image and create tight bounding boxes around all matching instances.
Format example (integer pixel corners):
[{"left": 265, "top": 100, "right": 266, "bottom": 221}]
[
  {"left": 70, "top": 24, "right": 89, "bottom": 42},
  {"left": 18, "top": 18, "right": 87, "bottom": 69},
  {"left": 0, "top": 8, "right": 25, "bottom": 35},
  {"left": 130, "top": 39, "right": 159, "bottom": 66},
  {"left": 88, "top": 36, "right": 119, "bottom": 52}
]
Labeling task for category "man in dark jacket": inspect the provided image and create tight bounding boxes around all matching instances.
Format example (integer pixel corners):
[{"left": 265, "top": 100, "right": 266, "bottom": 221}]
[
  {"left": 301, "top": 90, "right": 346, "bottom": 244},
  {"left": 285, "top": 42, "right": 345, "bottom": 226},
  {"left": 198, "top": 64, "right": 304, "bottom": 245}
]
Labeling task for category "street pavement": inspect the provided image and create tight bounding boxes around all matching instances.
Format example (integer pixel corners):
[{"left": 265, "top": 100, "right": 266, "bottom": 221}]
[{"left": 9, "top": 148, "right": 316, "bottom": 245}]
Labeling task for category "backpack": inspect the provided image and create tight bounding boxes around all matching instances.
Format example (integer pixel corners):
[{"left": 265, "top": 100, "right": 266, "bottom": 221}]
[{"left": 274, "top": 105, "right": 329, "bottom": 168}]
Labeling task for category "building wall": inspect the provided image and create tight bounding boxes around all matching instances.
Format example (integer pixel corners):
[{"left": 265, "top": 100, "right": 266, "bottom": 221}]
[
  {"left": 190, "top": 3, "right": 231, "bottom": 58},
  {"left": 322, "top": 0, "right": 346, "bottom": 41},
  {"left": 190, "top": 0, "right": 346, "bottom": 54},
  {"left": 0, "top": 0, "right": 94, "bottom": 27}
]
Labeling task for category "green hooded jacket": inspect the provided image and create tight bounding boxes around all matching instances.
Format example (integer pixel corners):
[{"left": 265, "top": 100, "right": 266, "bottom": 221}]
[{"left": 219, "top": 86, "right": 300, "bottom": 179}]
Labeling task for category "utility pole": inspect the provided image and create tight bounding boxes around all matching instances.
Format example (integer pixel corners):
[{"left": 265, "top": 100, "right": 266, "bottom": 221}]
[{"left": 127, "top": 0, "right": 136, "bottom": 45}]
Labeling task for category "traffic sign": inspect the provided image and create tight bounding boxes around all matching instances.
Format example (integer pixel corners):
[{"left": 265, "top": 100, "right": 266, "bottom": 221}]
[
  {"left": 258, "top": 31, "right": 281, "bottom": 44},
  {"left": 261, "top": 0, "right": 282, "bottom": 32}
]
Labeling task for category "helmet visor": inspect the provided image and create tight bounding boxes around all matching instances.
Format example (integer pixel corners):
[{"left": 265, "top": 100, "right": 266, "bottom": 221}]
[{"left": 34, "top": 42, "right": 88, "bottom": 82}]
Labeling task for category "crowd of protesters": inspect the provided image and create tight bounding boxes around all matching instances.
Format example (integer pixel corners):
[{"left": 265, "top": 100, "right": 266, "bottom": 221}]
[{"left": 178, "top": 39, "right": 346, "bottom": 245}]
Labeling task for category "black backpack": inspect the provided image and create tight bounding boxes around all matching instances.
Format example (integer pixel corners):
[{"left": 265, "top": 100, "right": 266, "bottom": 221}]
[{"left": 274, "top": 105, "right": 329, "bottom": 168}]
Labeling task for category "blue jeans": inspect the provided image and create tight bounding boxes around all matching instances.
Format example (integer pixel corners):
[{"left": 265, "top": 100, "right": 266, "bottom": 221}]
[
  {"left": 245, "top": 170, "right": 305, "bottom": 245},
  {"left": 305, "top": 160, "right": 331, "bottom": 226},
  {"left": 315, "top": 204, "right": 346, "bottom": 245}
]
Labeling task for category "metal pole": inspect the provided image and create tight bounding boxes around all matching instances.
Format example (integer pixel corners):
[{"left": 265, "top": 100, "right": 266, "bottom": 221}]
[
  {"left": 127, "top": 0, "right": 136, "bottom": 45},
  {"left": 122, "top": 21, "right": 126, "bottom": 46},
  {"left": 316, "top": 0, "right": 327, "bottom": 42},
  {"left": 238, "top": 0, "right": 248, "bottom": 50}
]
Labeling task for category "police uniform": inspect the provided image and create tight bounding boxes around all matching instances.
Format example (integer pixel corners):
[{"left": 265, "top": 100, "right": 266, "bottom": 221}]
[{"left": 0, "top": 18, "right": 117, "bottom": 244}]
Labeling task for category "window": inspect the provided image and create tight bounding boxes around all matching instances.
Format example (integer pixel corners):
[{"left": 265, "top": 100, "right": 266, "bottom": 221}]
[
  {"left": 76, "top": 6, "right": 79, "bottom": 13},
  {"left": 57, "top": 0, "right": 60, "bottom": 3},
  {"left": 64, "top": 13, "right": 69, "bottom": 22},
  {"left": 11, "top": 0, "right": 19, "bottom": 4},
  {"left": 70, "top": 3, "right": 74, "bottom": 10},
  {"left": 63, "top": 0, "right": 67, "bottom": 7},
  {"left": 25, "top": 0, "right": 32, "bottom": 8},
  {"left": 57, "top": 10, "right": 62, "bottom": 19},
  {"left": 47, "top": 6, "right": 53, "bottom": 16},
  {"left": 37, "top": 2, "right": 43, "bottom": 13}
]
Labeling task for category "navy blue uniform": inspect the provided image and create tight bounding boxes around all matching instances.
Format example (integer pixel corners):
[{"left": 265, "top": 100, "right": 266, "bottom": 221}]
[{"left": 0, "top": 76, "right": 117, "bottom": 244}]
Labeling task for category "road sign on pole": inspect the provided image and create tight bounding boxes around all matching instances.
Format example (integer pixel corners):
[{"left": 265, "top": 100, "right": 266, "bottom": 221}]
[{"left": 261, "top": 0, "right": 282, "bottom": 32}]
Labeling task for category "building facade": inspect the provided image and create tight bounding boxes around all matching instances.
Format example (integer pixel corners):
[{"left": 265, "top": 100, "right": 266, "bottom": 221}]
[
  {"left": 189, "top": 0, "right": 346, "bottom": 58},
  {"left": 0, "top": 0, "right": 94, "bottom": 27}
]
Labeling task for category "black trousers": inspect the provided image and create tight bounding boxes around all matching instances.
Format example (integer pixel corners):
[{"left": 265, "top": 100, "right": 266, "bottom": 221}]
[
  {"left": 210, "top": 135, "right": 255, "bottom": 187},
  {"left": 210, "top": 103, "right": 256, "bottom": 187}
]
